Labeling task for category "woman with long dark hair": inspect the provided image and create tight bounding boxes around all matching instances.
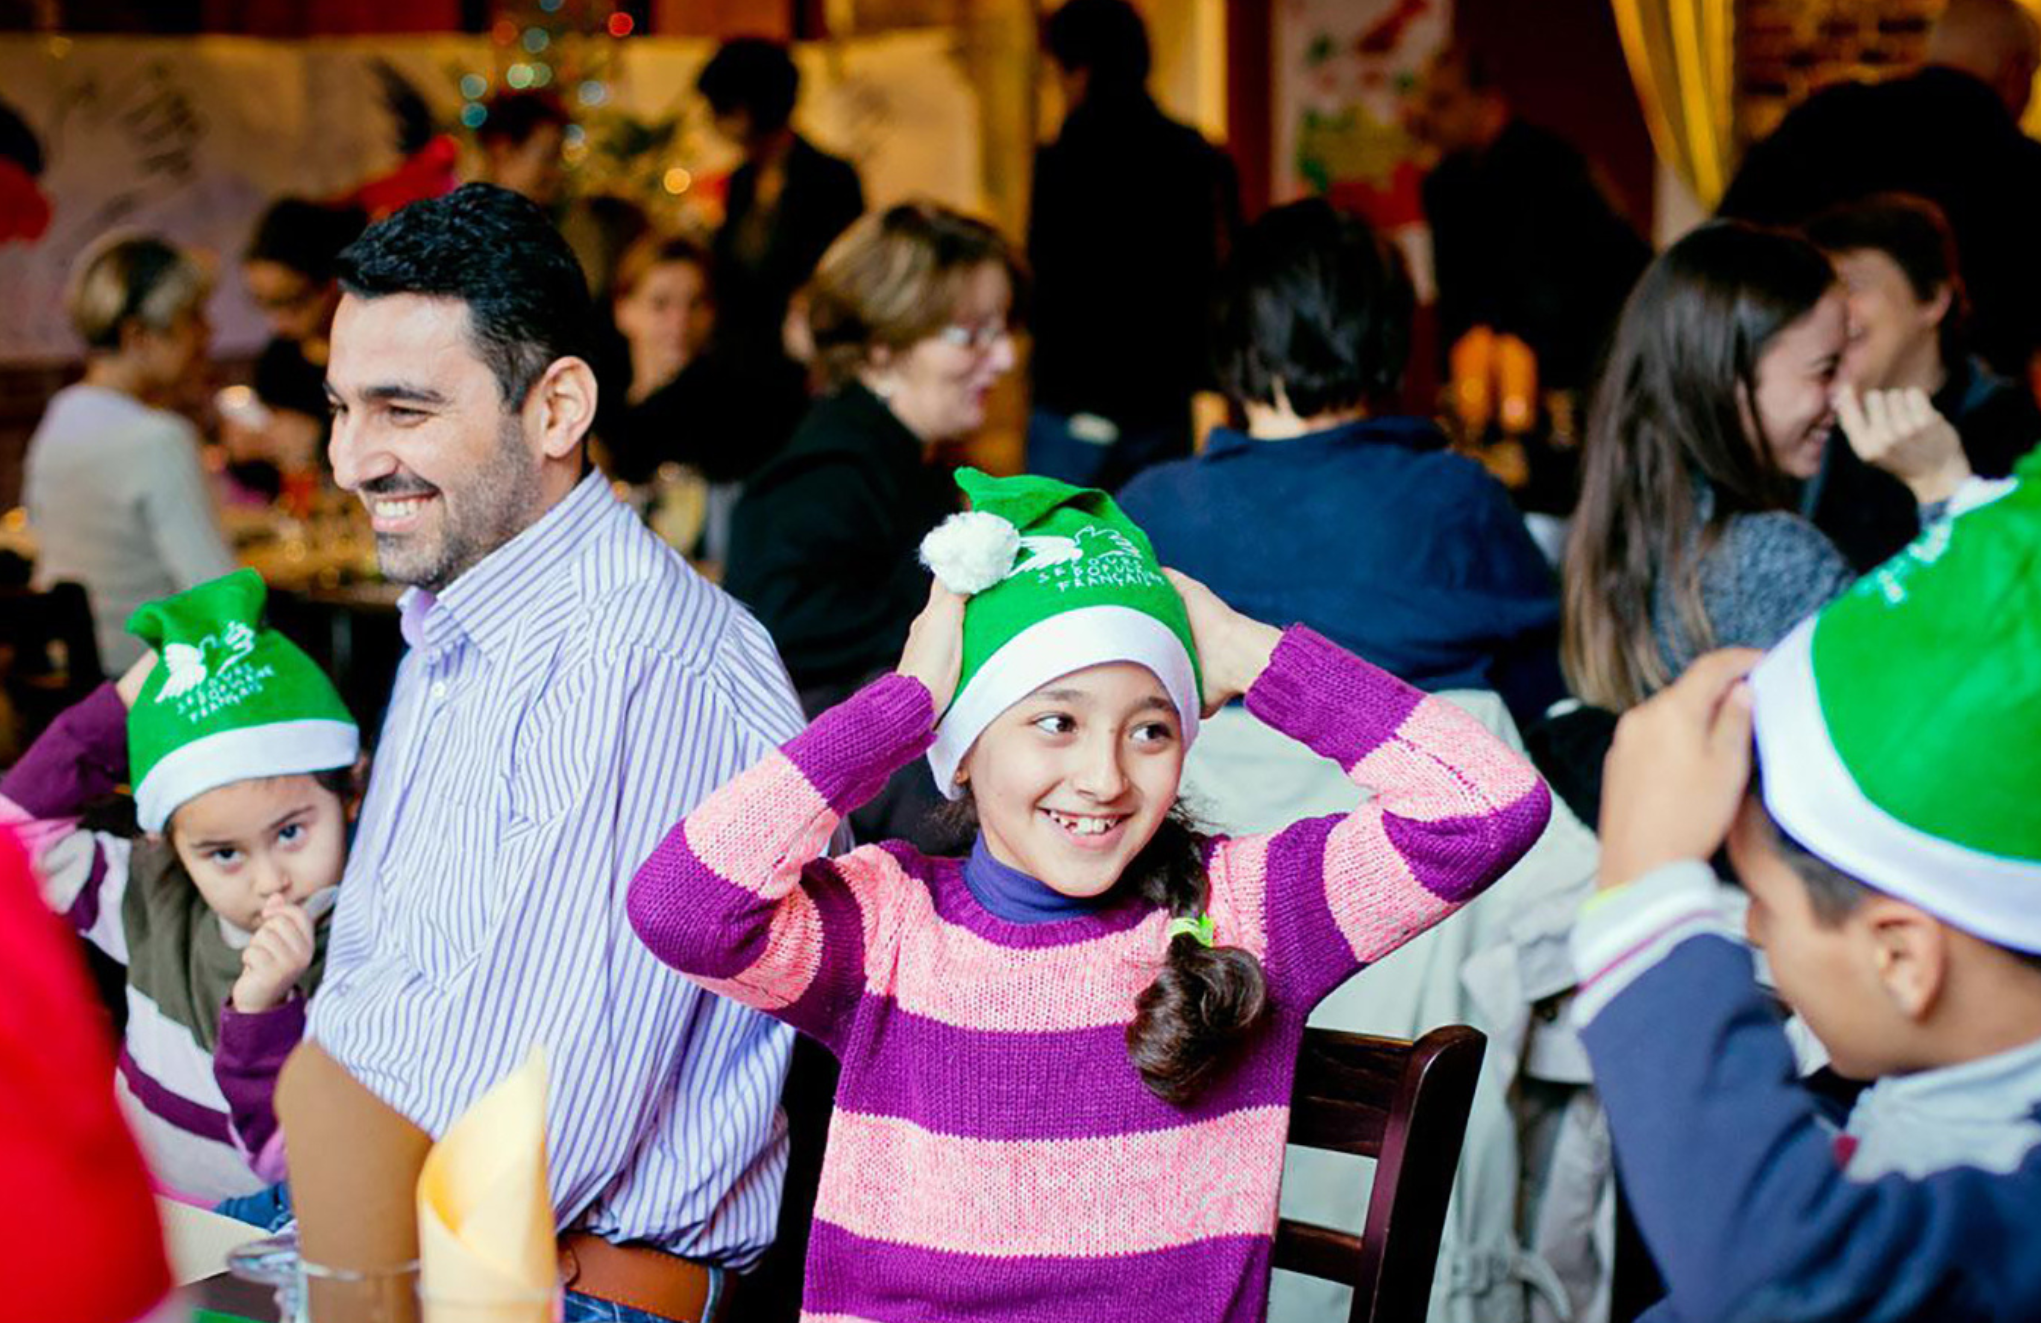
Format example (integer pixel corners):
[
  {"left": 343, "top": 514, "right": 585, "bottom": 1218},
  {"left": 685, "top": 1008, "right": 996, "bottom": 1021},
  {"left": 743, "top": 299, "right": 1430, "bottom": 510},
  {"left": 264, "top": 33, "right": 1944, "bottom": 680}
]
[{"left": 1566, "top": 222, "right": 1865, "bottom": 711}]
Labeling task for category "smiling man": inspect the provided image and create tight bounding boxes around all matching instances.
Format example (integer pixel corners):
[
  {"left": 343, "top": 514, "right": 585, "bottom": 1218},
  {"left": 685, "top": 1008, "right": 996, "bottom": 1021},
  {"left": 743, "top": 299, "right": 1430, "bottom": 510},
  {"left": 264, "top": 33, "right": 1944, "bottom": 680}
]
[{"left": 309, "top": 183, "right": 806, "bottom": 1323}]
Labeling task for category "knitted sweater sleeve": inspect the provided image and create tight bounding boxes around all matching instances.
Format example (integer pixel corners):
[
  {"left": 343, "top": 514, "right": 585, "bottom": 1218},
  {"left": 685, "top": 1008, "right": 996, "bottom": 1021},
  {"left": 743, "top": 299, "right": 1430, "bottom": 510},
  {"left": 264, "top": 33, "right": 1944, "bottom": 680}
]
[
  {"left": 628, "top": 673, "right": 936, "bottom": 1050},
  {"left": 0, "top": 682, "right": 135, "bottom": 962},
  {"left": 1206, "top": 626, "right": 1553, "bottom": 1008}
]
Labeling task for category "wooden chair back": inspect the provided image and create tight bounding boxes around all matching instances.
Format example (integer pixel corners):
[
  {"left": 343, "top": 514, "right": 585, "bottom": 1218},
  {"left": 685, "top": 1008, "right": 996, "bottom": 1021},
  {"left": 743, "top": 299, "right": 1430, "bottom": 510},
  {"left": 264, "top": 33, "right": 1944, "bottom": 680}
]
[
  {"left": 0, "top": 581, "right": 101, "bottom": 755},
  {"left": 1276, "top": 1023, "right": 1487, "bottom": 1323}
]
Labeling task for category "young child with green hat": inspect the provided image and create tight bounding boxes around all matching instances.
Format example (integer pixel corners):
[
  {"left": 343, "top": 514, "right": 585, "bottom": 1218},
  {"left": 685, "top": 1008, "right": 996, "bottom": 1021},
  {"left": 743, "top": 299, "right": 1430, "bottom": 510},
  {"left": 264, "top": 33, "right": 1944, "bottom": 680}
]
[
  {"left": 1577, "top": 452, "right": 2041, "bottom": 1321},
  {"left": 627, "top": 468, "right": 1551, "bottom": 1318},
  {"left": 0, "top": 568, "right": 360, "bottom": 1204}
]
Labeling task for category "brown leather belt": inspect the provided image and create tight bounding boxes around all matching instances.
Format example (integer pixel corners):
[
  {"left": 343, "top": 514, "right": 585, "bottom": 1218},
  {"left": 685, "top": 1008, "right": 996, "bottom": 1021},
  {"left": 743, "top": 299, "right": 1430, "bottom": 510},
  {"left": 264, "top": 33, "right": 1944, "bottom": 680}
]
[{"left": 558, "top": 1232, "right": 718, "bottom": 1321}]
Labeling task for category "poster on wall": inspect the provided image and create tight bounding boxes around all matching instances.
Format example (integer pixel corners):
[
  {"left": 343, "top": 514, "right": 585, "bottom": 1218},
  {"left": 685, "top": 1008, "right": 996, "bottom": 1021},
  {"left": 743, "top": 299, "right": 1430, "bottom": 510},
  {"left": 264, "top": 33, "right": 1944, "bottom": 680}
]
[
  {"left": 1272, "top": 0, "right": 1450, "bottom": 297},
  {"left": 0, "top": 30, "right": 981, "bottom": 365}
]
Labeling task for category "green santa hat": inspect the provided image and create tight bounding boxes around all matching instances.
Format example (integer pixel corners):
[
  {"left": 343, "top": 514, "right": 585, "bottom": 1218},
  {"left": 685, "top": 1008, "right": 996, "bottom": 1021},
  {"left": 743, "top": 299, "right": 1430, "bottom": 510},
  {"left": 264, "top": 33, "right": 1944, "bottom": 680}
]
[
  {"left": 919, "top": 468, "right": 1202, "bottom": 799},
  {"left": 126, "top": 569, "right": 360, "bottom": 832},
  {"left": 1751, "top": 461, "right": 2041, "bottom": 951}
]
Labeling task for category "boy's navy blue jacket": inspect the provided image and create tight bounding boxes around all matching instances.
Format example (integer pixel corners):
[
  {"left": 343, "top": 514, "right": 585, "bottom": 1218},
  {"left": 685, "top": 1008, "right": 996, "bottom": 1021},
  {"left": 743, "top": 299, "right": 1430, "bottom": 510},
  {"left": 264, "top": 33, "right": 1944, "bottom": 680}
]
[
  {"left": 1117, "top": 417, "right": 1562, "bottom": 722},
  {"left": 1574, "top": 863, "right": 2041, "bottom": 1322}
]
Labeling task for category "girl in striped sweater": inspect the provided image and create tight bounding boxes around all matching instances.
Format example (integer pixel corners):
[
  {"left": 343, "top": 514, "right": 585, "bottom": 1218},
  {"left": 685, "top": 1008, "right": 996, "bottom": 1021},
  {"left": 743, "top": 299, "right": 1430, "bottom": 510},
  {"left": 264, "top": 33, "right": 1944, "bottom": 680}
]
[{"left": 628, "top": 469, "right": 1550, "bottom": 1321}]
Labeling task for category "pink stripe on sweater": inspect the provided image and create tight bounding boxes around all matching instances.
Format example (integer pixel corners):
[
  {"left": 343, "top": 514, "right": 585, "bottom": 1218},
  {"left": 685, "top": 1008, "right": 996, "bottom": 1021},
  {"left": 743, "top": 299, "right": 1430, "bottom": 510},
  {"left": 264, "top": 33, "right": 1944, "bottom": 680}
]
[
  {"left": 1205, "top": 832, "right": 1270, "bottom": 958},
  {"left": 681, "top": 751, "right": 835, "bottom": 898},
  {"left": 694, "top": 890, "right": 829, "bottom": 1011},
  {"left": 849, "top": 854, "right": 1174, "bottom": 1032},
  {"left": 812, "top": 1105, "right": 1289, "bottom": 1257},
  {"left": 1319, "top": 811, "right": 1434, "bottom": 963},
  {"left": 1352, "top": 697, "right": 1542, "bottom": 823}
]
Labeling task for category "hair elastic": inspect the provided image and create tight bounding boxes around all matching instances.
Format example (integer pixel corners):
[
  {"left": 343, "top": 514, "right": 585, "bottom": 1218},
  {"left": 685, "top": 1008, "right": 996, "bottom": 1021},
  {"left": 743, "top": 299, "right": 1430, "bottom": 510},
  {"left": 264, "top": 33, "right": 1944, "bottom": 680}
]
[{"left": 1165, "top": 914, "right": 1216, "bottom": 948}]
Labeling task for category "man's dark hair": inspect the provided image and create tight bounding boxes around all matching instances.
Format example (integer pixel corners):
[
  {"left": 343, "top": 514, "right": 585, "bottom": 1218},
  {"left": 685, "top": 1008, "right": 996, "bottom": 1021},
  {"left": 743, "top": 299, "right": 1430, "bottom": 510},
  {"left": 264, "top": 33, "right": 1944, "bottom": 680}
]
[
  {"left": 336, "top": 182, "right": 595, "bottom": 408},
  {"left": 477, "top": 89, "right": 570, "bottom": 148},
  {"left": 1805, "top": 192, "right": 1971, "bottom": 365},
  {"left": 245, "top": 198, "right": 368, "bottom": 285},
  {"left": 1043, "top": 0, "right": 1151, "bottom": 93},
  {"left": 1212, "top": 197, "right": 1413, "bottom": 418},
  {"left": 696, "top": 38, "right": 800, "bottom": 134}
]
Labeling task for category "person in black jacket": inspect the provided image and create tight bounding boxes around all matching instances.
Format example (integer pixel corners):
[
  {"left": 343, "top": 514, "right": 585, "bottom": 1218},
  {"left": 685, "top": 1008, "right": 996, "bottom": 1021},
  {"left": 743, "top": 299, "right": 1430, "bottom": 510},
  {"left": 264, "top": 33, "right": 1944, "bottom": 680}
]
[
  {"left": 1719, "top": 0, "right": 2041, "bottom": 381},
  {"left": 699, "top": 38, "right": 865, "bottom": 378},
  {"left": 723, "top": 202, "right": 1020, "bottom": 844},
  {"left": 1026, "top": 0, "right": 1239, "bottom": 491},
  {"left": 1805, "top": 193, "right": 2041, "bottom": 571},
  {"left": 1415, "top": 44, "right": 1651, "bottom": 402}
]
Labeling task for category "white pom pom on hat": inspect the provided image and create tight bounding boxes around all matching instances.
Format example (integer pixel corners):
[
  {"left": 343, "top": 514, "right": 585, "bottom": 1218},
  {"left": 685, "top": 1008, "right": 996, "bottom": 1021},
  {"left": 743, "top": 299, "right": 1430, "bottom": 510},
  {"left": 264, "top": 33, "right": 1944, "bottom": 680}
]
[{"left": 918, "top": 510, "right": 1020, "bottom": 595}]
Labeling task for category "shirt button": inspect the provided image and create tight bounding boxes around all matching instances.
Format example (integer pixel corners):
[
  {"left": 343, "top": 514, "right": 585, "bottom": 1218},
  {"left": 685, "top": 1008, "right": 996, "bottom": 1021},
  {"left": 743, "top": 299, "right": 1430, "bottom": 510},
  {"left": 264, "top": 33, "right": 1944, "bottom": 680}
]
[{"left": 430, "top": 682, "right": 448, "bottom": 701}]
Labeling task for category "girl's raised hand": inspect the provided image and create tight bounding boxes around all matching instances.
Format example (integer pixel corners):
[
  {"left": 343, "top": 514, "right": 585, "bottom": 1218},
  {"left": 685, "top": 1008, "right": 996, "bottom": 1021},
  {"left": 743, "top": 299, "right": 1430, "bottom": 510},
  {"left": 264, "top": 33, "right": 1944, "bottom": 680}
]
[
  {"left": 897, "top": 579, "right": 968, "bottom": 712},
  {"left": 115, "top": 650, "right": 157, "bottom": 709},
  {"left": 1833, "top": 382, "right": 1972, "bottom": 505},
  {"left": 1164, "top": 569, "right": 1282, "bottom": 716}
]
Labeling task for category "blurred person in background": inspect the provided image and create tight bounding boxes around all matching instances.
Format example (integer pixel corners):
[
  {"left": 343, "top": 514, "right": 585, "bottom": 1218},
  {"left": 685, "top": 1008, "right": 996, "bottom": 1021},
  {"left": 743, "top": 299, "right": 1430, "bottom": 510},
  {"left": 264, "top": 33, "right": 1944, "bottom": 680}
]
[
  {"left": 1412, "top": 44, "right": 1650, "bottom": 439},
  {"left": 25, "top": 235, "right": 234, "bottom": 673},
  {"left": 723, "top": 201, "right": 1019, "bottom": 847},
  {"left": 1804, "top": 193, "right": 2041, "bottom": 570},
  {"left": 699, "top": 37, "right": 865, "bottom": 378},
  {"left": 1119, "top": 198, "right": 1563, "bottom": 731},
  {"left": 236, "top": 197, "right": 368, "bottom": 482},
  {"left": 1720, "top": 0, "right": 2041, "bottom": 382},
  {"left": 1026, "top": 0, "right": 1239, "bottom": 491},
  {"left": 598, "top": 234, "right": 806, "bottom": 562},
  {"left": 475, "top": 88, "right": 570, "bottom": 210}
]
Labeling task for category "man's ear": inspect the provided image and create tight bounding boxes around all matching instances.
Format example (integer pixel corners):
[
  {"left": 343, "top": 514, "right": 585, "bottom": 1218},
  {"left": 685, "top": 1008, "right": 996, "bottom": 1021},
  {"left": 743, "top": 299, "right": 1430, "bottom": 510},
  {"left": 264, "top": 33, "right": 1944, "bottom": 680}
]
[
  {"left": 1862, "top": 896, "right": 1947, "bottom": 1021},
  {"left": 527, "top": 355, "right": 598, "bottom": 461}
]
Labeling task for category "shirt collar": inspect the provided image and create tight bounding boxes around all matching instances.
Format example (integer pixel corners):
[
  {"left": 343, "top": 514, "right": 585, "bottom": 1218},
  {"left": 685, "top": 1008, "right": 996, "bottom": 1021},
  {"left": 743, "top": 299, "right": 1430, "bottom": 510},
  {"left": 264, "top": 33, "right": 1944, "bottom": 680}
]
[
  {"left": 1200, "top": 414, "right": 1445, "bottom": 459},
  {"left": 396, "top": 469, "right": 616, "bottom": 659}
]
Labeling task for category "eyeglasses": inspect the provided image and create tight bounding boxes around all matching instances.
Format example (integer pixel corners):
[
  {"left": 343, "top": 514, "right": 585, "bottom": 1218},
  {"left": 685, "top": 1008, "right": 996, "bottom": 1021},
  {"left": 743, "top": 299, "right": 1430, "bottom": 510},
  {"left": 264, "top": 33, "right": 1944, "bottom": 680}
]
[{"left": 935, "top": 320, "right": 1013, "bottom": 352}]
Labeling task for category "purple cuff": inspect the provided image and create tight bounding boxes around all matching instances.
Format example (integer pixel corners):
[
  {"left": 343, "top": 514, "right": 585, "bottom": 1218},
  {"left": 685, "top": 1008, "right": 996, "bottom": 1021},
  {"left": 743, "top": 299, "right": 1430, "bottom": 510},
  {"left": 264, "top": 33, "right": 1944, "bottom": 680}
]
[
  {"left": 782, "top": 672, "right": 938, "bottom": 815},
  {"left": 214, "top": 993, "right": 307, "bottom": 1159},
  {"left": 0, "top": 682, "right": 129, "bottom": 819},
  {"left": 1243, "top": 625, "right": 1424, "bottom": 770}
]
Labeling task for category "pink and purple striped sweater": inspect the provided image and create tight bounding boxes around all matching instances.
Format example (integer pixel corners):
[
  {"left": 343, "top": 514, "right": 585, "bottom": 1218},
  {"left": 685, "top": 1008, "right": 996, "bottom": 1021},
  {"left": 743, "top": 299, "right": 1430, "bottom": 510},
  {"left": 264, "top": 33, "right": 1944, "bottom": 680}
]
[{"left": 628, "top": 626, "right": 1551, "bottom": 1321}]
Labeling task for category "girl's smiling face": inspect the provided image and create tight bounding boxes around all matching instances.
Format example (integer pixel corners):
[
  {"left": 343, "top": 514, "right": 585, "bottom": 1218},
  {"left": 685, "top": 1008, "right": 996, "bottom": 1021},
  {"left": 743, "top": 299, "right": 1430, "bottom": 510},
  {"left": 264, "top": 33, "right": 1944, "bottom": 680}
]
[{"left": 959, "top": 662, "right": 1186, "bottom": 899}]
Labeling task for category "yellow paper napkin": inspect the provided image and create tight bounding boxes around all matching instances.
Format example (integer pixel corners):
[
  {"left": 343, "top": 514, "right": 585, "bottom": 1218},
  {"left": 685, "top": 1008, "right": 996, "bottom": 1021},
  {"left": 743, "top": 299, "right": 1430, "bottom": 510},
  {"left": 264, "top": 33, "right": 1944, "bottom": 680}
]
[{"left": 416, "top": 1047, "right": 556, "bottom": 1322}]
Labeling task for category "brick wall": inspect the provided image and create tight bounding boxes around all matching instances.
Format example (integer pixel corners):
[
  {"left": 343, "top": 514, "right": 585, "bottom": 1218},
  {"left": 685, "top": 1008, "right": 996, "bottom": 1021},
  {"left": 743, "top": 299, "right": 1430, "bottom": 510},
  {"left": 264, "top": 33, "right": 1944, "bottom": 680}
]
[{"left": 1738, "top": 0, "right": 1940, "bottom": 144}]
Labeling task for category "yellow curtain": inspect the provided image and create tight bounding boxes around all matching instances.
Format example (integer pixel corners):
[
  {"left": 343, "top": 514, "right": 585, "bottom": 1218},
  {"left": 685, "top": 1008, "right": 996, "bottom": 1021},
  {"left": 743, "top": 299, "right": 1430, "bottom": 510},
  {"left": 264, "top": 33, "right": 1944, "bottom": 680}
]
[{"left": 1610, "top": 0, "right": 1736, "bottom": 209}]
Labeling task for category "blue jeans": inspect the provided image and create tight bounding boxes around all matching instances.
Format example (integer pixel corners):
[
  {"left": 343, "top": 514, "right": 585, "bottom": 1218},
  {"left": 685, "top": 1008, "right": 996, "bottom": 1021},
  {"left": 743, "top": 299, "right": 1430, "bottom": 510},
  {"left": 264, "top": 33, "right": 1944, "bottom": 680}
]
[
  {"left": 217, "top": 1179, "right": 295, "bottom": 1230},
  {"left": 563, "top": 1270, "right": 725, "bottom": 1323}
]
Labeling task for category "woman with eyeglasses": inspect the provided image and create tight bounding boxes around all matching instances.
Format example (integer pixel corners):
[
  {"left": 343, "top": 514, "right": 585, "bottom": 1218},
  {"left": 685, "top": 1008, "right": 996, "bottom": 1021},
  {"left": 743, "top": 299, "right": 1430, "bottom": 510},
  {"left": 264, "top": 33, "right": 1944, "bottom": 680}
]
[
  {"left": 724, "top": 200, "right": 1022, "bottom": 846},
  {"left": 24, "top": 234, "right": 237, "bottom": 674}
]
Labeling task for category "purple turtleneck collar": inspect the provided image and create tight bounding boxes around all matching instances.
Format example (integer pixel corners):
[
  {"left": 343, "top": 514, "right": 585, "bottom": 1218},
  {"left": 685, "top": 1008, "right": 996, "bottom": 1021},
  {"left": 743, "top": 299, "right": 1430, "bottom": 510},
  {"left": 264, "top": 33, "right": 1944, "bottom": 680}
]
[{"left": 962, "top": 833, "right": 1117, "bottom": 924}]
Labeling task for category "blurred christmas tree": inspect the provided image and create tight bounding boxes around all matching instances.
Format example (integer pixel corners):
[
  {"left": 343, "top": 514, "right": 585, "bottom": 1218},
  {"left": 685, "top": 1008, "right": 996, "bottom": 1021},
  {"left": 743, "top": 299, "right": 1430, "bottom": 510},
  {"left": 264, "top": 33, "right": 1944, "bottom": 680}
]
[{"left": 458, "top": 0, "right": 726, "bottom": 235}]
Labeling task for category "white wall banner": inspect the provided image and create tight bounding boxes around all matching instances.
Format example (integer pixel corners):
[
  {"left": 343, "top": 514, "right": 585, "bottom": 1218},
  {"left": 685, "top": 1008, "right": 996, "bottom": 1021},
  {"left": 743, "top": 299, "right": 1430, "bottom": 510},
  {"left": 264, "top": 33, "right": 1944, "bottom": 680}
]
[{"left": 0, "top": 30, "right": 982, "bottom": 364}]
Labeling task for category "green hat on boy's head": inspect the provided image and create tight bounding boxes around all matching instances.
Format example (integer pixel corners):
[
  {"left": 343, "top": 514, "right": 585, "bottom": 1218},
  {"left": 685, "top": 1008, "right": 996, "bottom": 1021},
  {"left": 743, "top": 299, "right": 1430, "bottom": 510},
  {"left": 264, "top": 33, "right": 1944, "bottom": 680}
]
[
  {"left": 1752, "top": 457, "right": 2041, "bottom": 951},
  {"left": 919, "top": 468, "right": 1202, "bottom": 799},
  {"left": 126, "top": 569, "right": 359, "bottom": 832}
]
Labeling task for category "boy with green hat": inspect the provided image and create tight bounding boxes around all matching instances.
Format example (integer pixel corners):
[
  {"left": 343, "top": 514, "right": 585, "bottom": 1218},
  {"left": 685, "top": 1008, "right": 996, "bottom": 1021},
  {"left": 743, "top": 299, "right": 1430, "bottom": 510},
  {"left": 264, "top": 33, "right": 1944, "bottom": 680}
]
[
  {"left": 1574, "top": 455, "right": 2041, "bottom": 1321},
  {"left": 1, "top": 569, "right": 360, "bottom": 1203}
]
